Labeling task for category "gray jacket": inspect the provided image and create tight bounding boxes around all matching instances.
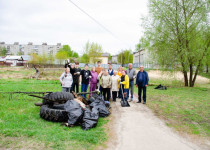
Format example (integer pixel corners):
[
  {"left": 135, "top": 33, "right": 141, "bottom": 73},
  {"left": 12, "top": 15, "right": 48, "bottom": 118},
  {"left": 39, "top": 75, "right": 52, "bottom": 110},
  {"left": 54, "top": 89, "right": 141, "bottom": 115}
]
[
  {"left": 126, "top": 68, "right": 136, "bottom": 81},
  {"left": 59, "top": 72, "right": 73, "bottom": 88}
]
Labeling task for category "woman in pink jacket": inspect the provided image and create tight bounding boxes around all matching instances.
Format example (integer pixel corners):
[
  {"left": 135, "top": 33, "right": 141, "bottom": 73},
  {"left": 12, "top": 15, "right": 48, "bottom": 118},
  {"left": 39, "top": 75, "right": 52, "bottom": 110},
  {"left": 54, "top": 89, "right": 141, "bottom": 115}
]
[{"left": 89, "top": 66, "right": 98, "bottom": 96}]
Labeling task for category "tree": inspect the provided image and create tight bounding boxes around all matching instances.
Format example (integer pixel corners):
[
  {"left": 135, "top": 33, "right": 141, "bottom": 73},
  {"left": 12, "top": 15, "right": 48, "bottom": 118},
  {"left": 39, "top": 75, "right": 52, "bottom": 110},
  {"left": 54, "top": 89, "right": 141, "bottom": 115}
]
[
  {"left": 80, "top": 54, "right": 89, "bottom": 63},
  {"left": 17, "top": 51, "right": 24, "bottom": 56},
  {"left": 56, "top": 51, "right": 68, "bottom": 64},
  {"left": 0, "top": 47, "right": 7, "bottom": 56},
  {"left": 80, "top": 41, "right": 103, "bottom": 64},
  {"left": 141, "top": 0, "right": 209, "bottom": 87},
  {"left": 72, "top": 52, "right": 79, "bottom": 58},
  {"left": 88, "top": 42, "right": 103, "bottom": 64},
  {"left": 62, "top": 45, "right": 73, "bottom": 57},
  {"left": 117, "top": 49, "right": 133, "bottom": 66},
  {"left": 108, "top": 53, "right": 112, "bottom": 61}
]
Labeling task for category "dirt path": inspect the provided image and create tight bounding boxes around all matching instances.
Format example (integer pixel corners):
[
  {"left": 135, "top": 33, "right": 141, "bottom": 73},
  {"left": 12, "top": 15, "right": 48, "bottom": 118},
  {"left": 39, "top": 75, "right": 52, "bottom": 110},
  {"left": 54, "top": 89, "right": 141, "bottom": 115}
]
[{"left": 106, "top": 96, "right": 207, "bottom": 150}]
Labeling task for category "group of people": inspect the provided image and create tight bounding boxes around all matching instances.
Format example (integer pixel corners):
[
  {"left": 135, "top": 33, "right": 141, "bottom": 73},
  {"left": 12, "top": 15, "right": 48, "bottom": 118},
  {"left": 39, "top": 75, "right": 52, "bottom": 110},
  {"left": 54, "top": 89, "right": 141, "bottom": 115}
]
[{"left": 59, "top": 61, "right": 149, "bottom": 104}]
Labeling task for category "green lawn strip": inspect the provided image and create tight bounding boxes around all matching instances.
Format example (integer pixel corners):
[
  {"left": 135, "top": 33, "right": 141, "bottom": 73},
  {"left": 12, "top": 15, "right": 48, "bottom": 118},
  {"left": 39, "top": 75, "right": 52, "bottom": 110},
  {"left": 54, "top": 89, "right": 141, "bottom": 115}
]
[
  {"left": 134, "top": 85, "right": 210, "bottom": 137},
  {"left": 198, "top": 72, "right": 210, "bottom": 79},
  {"left": 0, "top": 79, "right": 108, "bottom": 150}
]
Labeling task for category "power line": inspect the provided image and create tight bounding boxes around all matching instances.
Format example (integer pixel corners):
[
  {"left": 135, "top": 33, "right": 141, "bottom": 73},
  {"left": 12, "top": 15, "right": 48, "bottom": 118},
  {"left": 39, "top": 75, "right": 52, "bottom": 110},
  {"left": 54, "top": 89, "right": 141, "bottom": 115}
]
[{"left": 67, "top": 0, "right": 129, "bottom": 46}]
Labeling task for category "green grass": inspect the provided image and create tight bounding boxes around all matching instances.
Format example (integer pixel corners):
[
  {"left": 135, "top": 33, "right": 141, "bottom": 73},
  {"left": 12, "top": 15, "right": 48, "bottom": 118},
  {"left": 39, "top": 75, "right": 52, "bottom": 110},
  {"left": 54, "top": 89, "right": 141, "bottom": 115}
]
[
  {"left": 134, "top": 79, "right": 210, "bottom": 137},
  {"left": 199, "top": 72, "right": 210, "bottom": 79},
  {"left": 0, "top": 79, "right": 108, "bottom": 150}
]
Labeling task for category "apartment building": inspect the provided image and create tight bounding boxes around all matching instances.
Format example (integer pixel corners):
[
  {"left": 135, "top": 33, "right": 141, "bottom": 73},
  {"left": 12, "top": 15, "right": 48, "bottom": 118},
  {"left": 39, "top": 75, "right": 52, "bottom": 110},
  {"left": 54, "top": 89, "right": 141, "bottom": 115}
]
[{"left": 0, "top": 42, "right": 62, "bottom": 56}]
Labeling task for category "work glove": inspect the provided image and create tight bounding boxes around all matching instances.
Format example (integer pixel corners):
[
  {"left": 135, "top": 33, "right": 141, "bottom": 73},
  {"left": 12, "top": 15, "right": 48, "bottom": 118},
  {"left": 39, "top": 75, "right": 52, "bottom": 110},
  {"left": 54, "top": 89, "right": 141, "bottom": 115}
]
[{"left": 120, "top": 82, "right": 123, "bottom": 84}]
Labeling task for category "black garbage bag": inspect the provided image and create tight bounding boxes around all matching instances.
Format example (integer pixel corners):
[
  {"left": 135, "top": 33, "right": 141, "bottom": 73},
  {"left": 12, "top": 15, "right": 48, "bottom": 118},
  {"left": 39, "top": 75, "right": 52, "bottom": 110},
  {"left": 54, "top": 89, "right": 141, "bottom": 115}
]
[
  {"left": 154, "top": 84, "right": 167, "bottom": 90},
  {"left": 89, "top": 95, "right": 110, "bottom": 117},
  {"left": 64, "top": 100, "right": 84, "bottom": 126},
  {"left": 121, "top": 100, "right": 130, "bottom": 107},
  {"left": 82, "top": 107, "right": 99, "bottom": 130}
]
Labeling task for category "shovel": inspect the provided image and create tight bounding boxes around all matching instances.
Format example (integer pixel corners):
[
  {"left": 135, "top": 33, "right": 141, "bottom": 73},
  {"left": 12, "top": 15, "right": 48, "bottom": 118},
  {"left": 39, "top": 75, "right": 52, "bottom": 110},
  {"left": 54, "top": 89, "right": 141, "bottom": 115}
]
[{"left": 120, "top": 83, "right": 130, "bottom": 107}]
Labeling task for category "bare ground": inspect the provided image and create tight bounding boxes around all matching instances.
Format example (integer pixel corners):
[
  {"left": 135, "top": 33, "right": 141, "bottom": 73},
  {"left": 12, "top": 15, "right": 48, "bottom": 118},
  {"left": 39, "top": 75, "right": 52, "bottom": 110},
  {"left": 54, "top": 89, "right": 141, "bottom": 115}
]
[{"left": 106, "top": 96, "right": 210, "bottom": 150}]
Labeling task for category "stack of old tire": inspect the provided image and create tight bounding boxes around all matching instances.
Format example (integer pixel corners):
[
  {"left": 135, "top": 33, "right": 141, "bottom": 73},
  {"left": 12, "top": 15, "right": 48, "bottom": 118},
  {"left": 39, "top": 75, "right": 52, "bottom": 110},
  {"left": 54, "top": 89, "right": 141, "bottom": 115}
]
[
  {"left": 40, "top": 92, "right": 74, "bottom": 122},
  {"left": 40, "top": 92, "right": 110, "bottom": 130}
]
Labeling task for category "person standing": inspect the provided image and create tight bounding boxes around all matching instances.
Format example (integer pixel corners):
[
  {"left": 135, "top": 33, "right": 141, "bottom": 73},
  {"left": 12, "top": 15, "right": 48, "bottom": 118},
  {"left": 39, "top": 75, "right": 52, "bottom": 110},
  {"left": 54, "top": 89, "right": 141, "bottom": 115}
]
[
  {"left": 95, "top": 61, "right": 103, "bottom": 75},
  {"left": 64, "top": 59, "right": 70, "bottom": 68},
  {"left": 111, "top": 70, "right": 120, "bottom": 102},
  {"left": 89, "top": 66, "right": 98, "bottom": 96},
  {"left": 96, "top": 61, "right": 104, "bottom": 89},
  {"left": 70, "top": 63, "right": 75, "bottom": 92},
  {"left": 108, "top": 64, "right": 114, "bottom": 76},
  {"left": 135, "top": 66, "right": 149, "bottom": 104},
  {"left": 59, "top": 67, "right": 73, "bottom": 92},
  {"left": 80, "top": 64, "right": 91, "bottom": 98},
  {"left": 72, "top": 62, "right": 81, "bottom": 93},
  {"left": 119, "top": 71, "right": 129, "bottom": 101},
  {"left": 101, "top": 70, "right": 112, "bottom": 101},
  {"left": 117, "top": 66, "right": 123, "bottom": 98},
  {"left": 126, "top": 63, "right": 136, "bottom": 102}
]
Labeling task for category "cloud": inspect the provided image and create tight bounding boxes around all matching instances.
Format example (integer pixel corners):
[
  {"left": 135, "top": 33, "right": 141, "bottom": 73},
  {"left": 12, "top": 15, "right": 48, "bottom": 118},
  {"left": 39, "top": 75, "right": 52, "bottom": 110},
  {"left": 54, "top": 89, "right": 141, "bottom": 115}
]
[{"left": 0, "top": 0, "right": 148, "bottom": 55}]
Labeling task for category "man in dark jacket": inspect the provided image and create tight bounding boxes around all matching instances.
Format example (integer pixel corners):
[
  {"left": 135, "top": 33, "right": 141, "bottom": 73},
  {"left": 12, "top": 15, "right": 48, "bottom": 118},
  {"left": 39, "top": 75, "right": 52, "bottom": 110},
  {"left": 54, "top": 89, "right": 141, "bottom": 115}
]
[
  {"left": 72, "top": 62, "right": 81, "bottom": 93},
  {"left": 135, "top": 66, "right": 149, "bottom": 104}
]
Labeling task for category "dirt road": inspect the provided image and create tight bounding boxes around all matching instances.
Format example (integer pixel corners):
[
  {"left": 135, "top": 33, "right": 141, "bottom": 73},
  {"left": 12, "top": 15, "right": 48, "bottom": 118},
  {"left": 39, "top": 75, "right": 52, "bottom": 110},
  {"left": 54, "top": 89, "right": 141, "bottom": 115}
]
[{"left": 106, "top": 97, "right": 207, "bottom": 150}]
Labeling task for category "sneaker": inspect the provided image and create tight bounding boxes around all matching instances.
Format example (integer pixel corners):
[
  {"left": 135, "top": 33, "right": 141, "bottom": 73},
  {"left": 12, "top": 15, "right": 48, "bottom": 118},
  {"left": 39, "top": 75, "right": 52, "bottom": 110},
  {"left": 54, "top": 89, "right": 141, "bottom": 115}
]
[
  {"left": 137, "top": 101, "right": 141, "bottom": 103},
  {"left": 143, "top": 102, "right": 146, "bottom": 104}
]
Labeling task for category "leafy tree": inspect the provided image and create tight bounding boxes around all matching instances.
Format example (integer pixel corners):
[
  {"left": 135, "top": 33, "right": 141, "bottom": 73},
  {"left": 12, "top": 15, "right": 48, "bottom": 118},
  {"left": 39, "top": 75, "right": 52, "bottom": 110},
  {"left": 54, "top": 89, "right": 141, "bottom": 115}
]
[
  {"left": 0, "top": 47, "right": 7, "bottom": 56},
  {"left": 89, "top": 42, "right": 103, "bottom": 64},
  {"left": 80, "top": 53, "right": 89, "bottom": 63},
  {"left": 56, "top": 51, "right": 68, "bottom": 64},
  {"left": 62, "top": 45, "right": 73, "bottom": 57},
  {"left": 141, "top": 0, "right": 209, "bottom": 87},
  {"left": 117, "top": 49, "right": 133, "bottom": 65},
  {"left": 72, "top": 52, "right": 79, "bottom": 58},
  {"left": 80, "top": 41, "right": 103, "bottom": 64},
  {"left": 48, "top": 54, "right": 55, "bottom": 64},
  {"left": 108, "top": 53, "right": 112, "bottom": 61},
  {"left": 17, "top": 51, "right": 24, "bottom": 56}
]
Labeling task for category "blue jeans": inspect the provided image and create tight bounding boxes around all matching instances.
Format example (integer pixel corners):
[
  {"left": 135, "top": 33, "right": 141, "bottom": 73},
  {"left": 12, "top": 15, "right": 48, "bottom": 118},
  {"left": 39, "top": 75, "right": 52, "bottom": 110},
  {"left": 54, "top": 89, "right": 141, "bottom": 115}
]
[
  {"left": 129, "top": 81, "right": 134, "bottom": 99},
  {"left": 81, "top": 84, "right": 89, "bottom": 98}
]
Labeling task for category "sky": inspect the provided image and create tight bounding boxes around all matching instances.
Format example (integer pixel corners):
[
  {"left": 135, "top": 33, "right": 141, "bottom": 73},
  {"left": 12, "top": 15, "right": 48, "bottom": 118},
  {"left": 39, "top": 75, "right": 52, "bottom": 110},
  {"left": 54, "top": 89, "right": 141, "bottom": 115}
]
[{"left": 0, "top": 0, "right": 149, "bottom": 55}]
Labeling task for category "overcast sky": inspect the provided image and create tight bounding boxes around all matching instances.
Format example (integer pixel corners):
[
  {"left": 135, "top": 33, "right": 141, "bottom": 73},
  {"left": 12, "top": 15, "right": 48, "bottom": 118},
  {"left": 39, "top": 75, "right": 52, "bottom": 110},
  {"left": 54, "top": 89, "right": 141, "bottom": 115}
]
[{"left": 0, "top": 0, "right": 149, "bottom": 55}]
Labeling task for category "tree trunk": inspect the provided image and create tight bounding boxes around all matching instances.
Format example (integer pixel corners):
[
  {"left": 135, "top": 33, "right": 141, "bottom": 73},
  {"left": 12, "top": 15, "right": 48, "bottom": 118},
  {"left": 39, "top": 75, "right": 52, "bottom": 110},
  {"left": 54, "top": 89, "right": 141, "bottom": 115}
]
[
  {"left": 183, "top": 71, "right": 188, "bottom": 86},
  {"left": 189, "top": 63, "right": 193, "bottom": 87},
  {"left": 206, "top": 64, "right": 209, "bottom": 73}
]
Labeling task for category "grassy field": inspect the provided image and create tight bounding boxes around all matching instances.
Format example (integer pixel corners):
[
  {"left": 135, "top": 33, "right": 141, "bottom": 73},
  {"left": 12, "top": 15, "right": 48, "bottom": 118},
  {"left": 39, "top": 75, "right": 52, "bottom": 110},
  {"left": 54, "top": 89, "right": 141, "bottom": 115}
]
[
  {"left": 134, "top": 78, "right": 210, "bottom": 137},
  {"left": 0, "top": 79, "right": 108, "bottom": 150}
]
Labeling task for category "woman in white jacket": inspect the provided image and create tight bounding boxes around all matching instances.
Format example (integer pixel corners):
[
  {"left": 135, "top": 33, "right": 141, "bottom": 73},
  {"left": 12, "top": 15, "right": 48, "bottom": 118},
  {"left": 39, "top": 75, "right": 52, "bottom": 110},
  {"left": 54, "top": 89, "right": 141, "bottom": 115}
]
[
  {"left": 59, "top": 67, "right": 73, "bottom": 92},
  {"left": 111, "top": 70, "right": 120, "bottom": 102}
]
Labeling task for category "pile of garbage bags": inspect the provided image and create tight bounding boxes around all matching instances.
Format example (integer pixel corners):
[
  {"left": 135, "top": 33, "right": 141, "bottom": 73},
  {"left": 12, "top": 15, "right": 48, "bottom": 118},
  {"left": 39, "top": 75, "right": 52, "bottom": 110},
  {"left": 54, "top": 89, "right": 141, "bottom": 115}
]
[{"left": 40, "top": 93, "right": 110, "bottom": 130}]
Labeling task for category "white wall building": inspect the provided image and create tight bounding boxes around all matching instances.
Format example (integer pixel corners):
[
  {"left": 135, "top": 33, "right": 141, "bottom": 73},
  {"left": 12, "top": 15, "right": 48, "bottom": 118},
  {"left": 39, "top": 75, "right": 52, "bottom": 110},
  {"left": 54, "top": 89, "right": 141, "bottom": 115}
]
[
  {"left": 0, "top": 42, "right": 62, "bottom": 56},
  {"left": 133, "top": 49, "right": 149, "bottom": 64},
  {"left": 111, "top": 55, "right": 118, "bottom": 64}
]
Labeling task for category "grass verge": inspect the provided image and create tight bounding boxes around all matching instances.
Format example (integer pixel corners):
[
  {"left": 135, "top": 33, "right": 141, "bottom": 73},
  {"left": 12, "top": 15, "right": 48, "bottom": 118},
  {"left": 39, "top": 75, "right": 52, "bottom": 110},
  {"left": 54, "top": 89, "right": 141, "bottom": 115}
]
[
  {"left": 134, "top": 79, "right": 210, "bottom": 137},
  {"left": 0, "top": 79, "right": 108, "bottom": 150}
]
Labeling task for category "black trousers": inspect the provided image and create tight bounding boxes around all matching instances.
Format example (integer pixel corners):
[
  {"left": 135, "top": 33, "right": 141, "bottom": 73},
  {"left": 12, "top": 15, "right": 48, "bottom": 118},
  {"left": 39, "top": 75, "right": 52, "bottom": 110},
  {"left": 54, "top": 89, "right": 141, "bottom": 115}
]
[
  {"left": 103, "top": 88, "right": 110, "bottom": 101},
  {"left": 138, "top": 86, "right": 147, "bottom": 102},
  {"left": 112, "top": 91, "right": 117, "bottom": 101},
  {"left": 72, "top": 81, "right": 79, "bottom": 93}
]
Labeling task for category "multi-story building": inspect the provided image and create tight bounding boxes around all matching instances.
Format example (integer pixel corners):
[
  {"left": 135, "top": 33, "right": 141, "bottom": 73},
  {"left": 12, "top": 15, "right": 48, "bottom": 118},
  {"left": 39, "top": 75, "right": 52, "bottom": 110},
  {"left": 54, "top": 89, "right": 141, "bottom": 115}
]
[
  {"left": 0, "top": 42, "right": 63, "bottom": 56},
  {"left": 133, "top": 49, "right": 149, "bottom": 64}
]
